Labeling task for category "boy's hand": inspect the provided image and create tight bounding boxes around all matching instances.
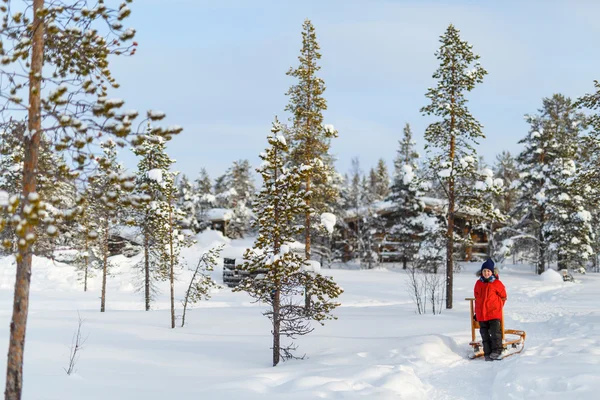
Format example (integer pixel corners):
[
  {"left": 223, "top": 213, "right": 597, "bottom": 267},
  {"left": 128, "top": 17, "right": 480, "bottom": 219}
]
[{"left": 473, "top": 314, "right": 477, "bottom": 322}]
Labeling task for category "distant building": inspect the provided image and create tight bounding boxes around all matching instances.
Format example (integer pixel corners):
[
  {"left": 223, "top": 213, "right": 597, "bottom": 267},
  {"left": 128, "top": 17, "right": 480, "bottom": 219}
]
[{"left": 340, "top": 197, "right": 492, "bottom": 263}]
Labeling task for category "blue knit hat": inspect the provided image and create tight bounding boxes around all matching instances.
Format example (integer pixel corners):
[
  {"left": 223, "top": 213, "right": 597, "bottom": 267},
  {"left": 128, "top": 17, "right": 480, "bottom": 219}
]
[{"left": 481, "top": 258, "right": 495, "bottom": 273}]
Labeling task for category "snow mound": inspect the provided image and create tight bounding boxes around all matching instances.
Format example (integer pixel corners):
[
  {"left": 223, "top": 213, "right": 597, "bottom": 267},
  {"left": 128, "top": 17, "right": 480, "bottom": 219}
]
[{"left": 540, "top": 268, "right": 564, "bottom": 283}]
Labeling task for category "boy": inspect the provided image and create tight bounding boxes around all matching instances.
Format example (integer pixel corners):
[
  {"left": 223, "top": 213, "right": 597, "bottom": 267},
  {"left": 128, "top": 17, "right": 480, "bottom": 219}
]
[{"left": 474, "top": 258, "right": 507, "bottom": 361}]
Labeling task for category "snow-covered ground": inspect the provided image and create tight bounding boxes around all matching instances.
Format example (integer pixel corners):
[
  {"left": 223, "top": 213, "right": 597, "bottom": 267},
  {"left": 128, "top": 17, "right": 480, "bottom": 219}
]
[{"left": 0, "top": 230, "right": 599, "bottom": 399}]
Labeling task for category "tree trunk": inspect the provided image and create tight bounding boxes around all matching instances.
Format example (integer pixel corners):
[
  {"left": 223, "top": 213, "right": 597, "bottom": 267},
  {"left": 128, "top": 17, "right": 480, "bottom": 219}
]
[
  {"left": 5, "top": 2, "right": 44, "bottom": 397},
  {"left": 304, "top": 176, "right": 311, "bottom": 311},
  {"left": 272, "top": 289, "right": 280, "bottom": 367},
  {"left": 83, "top": 237, "right": 89, "bottom": 292},
  {"left": 100, "top": 219, "right": 109, "bottom": 312},
  {"left": 446, "top": 137, "right": 456, "bottom": 310},
  {"left": 144, "top": 224, "right": 150, "bottom": 311},
  {"left": 537, "top": 224, "right": 546, "bottom": 275},
  {"left": 169, "top": 202, "right": 175, "bottom": 329}
]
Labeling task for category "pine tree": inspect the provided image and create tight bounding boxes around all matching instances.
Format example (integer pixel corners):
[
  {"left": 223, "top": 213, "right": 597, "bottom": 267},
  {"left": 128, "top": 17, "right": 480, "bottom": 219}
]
[
  {"left": 359, "top": 175, "right": 383, "bottom": 268},
  {"left": 493, "top": 151, "right": 519, "bottom": 215},
  {"left": 71, "top": 200, "right": 102, "bottom": 292},
  {"left": 88, "top": 140, "right": 134, "bottom": 312},
  {"left": 420, "top": 24, "right": 496, "bottom": 309},
  {"left": 388, "top": 160, "right": 426, "bottom": 269},
  {"left": 576, "top": 83, "right": 600, "bottom": 271},
  {"left": 133, "top": 133, "right": 185, "bottom": 322},
  {"left": 397, "top": 123, "right": 420, "bottom": 171},
  {"left": 224, "top": 159, "right": 255, "bottom": 239},
  {"left": 0, "top": 3, "right": 180, "bottom": 394},
  {"left": 285, "top": 19, "right": 340, "bottom": 309},
  {"left": 369, "top": 159, "right": 390, "bottom": 201},
  {"left": 194, "top": 168, "right": 215, "bottom": 232},
  {"left": 177, "top": 174, "right": 199, "bottom": 232},
  {"left": 539, "top": 95, "right": 591, "bottom": 270},
  {"left": 512, "top": 94, "right": 590, "bottom": 273},
  {"left": 235, "top": 120, "right": 342, "bottom": 366}
]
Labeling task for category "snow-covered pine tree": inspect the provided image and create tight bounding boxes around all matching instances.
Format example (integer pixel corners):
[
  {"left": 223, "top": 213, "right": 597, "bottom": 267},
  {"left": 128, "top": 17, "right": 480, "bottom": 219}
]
[
  {"left": 397, "top": 123, "right": 420, "bottom": 170},
  {"left": 71, "top": 201, "right": 102, "bottom": 292},
  {"left": 88, "top": 140, "right": 134, "bottom": 312},
  {"left": 513, "top": 94, "right": 590, "bottom": 273},
  {"left": 575, "top": 82, "right": 600, "bottom": 271},
  {"left": 420, "top": 24, "right": 501, "bottom": 309},
  {"left": 388, "top": 160, "right": 426, "bottom": 269},
  {"left": 359, "top": 175, "right": 383, "bottom": 268},
  {"left": 0, "top": 3, "right": 181, "bottom": 395},
  {"left": 0, "top": 120, "right": 77, "bottom": 255},
  {"left": 369, "top": 159, "right": 390, "bottom": 201},
  {"left": 235, "top": 120, "right": 342, "bottom": 366},
  {"left": 285, "top": 19, "right": 340, "bottom": 309},
  {"left": 224, "top": 159, "right": 255, "bottom": 239},
  {"left": 493, "top": 151, "right": 520, "bottom": 216},
  {"left": 213, "top": 173, "right": 232, "bottom": 208},
  {"left": 176, "top": 174, "right": 199, "bottom": 232},
  {"left": 194, "top": 167, "right": 215, "bottom": 231},
  {"left": 133, "top": 133, "right": 187, "bottom": 323},
  {"left": 538, "top": 95, "right": 591, "bottom": 270}
]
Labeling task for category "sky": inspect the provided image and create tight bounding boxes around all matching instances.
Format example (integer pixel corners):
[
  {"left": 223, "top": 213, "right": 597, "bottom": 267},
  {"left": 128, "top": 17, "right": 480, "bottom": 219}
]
[{"left": 109, "top": 0, "right": 600, "bottom": 182}]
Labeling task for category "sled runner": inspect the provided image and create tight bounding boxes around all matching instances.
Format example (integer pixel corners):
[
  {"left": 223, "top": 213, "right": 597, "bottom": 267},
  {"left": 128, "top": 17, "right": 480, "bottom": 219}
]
[{"left": 465, "top": 297, "right": 526, "bottom": 360}]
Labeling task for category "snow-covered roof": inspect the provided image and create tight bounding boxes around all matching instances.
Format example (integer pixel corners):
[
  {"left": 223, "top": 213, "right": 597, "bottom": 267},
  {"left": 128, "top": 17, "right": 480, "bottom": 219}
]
[
  {"left": 109, "top": 225, "right": 143, "bottom": 245},
  {"left": 206, "top": 208, "right": 233, "bottom": 221}
]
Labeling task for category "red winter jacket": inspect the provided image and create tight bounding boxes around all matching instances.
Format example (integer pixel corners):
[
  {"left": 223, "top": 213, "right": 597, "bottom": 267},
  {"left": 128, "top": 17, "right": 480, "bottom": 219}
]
[{"left": 474, "top": 277, "right": 507, "bottom": 322}]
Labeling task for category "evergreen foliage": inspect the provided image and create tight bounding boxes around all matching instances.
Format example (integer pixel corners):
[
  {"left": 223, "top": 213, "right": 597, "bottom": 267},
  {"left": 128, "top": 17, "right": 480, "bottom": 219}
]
[
  {"left": 235, "top": 120, "right": 342, "bottom": 366},
  {"left": 285, "top": 19, "right": 339, "bottom": 260},
  {"left": 512, "top": 94, "right": 591, "bottom": 273},
  {"left": 176, "top": 174, "right": 200, "bottom": 232},
  {"left": 194, "top": 168, "right": 215, "bottom": 232},
  {"left": 420, "top": 24, "right": 502, "bottom": 309},
  {"left": 133, "top": 133, "right": 188, "bottom": 320},
  {"left": 88, "top": 140, "right": 134, "bottom": 312}
]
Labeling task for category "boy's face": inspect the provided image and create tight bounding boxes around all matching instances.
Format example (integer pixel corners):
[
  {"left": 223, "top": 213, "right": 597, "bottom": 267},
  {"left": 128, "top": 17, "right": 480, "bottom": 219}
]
[{"left": 482, "top": 269, "right": 493, "bottom": 279}]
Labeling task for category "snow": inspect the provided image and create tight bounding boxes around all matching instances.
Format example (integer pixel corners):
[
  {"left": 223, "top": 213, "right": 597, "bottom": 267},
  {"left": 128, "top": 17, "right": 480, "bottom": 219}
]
[
  {"left": 206, "top": 208, "right": 233, "bottom": 221},
  {"left": 320, "top": 212, "right": 336, "bottom": 234},
  {"left": 0, "top": 191, "right": 8, "bottom": 206},
  {"left": 302, "top": 260, "right": 321, "bottom": 273},
  {"left": 275, "top": 134, "right": 286, "bottom": 146},
  {"left": 147, "top": 168, "right": 162, "bottom": 183},
  {"left": 0, "top": 233, "right": 599, "bottom": 399}
]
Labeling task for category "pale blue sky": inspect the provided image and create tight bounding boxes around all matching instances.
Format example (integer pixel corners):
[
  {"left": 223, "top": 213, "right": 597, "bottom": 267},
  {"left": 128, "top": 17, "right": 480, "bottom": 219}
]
[{"left": 110, "top": 0, "right": 600, "bottom": 181}]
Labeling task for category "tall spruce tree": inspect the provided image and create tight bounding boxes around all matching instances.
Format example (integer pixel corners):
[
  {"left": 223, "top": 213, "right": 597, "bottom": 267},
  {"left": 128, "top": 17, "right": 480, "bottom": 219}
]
[
  {"left": 513, "top": 95, "right": 590, "bottom": 273},
  {"left": 0, "top": 2, "right": 181, "bottom": 396},
  {"left": 285, "top": 19, "right": 339, "bottom": 308},
  {"left": 576, "top": 83, "right": 600, "bottom": 271},
  {"left": 420, "top": 24, "right": 492, "bottom": 309},
  {"left": 235, "top": 120, "right": 342, "bottom": 366}
]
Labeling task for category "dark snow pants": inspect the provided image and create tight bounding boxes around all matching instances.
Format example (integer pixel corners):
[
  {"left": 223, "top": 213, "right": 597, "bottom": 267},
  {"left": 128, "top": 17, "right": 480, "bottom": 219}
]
[{"left": 479, "top": 319, "right": 502, "bottom": 356}]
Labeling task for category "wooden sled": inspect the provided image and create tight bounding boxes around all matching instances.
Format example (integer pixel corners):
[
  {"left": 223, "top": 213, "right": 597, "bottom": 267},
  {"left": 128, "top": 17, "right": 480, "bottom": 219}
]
[{"left": 465, "top": 297, "right": 526, "bottom": 360}]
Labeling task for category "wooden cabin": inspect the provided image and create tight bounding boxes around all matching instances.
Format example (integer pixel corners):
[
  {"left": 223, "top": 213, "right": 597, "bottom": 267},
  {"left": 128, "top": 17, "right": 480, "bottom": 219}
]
[{"left": 339, "top": 197, "right": 491, "bottom": 263}]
